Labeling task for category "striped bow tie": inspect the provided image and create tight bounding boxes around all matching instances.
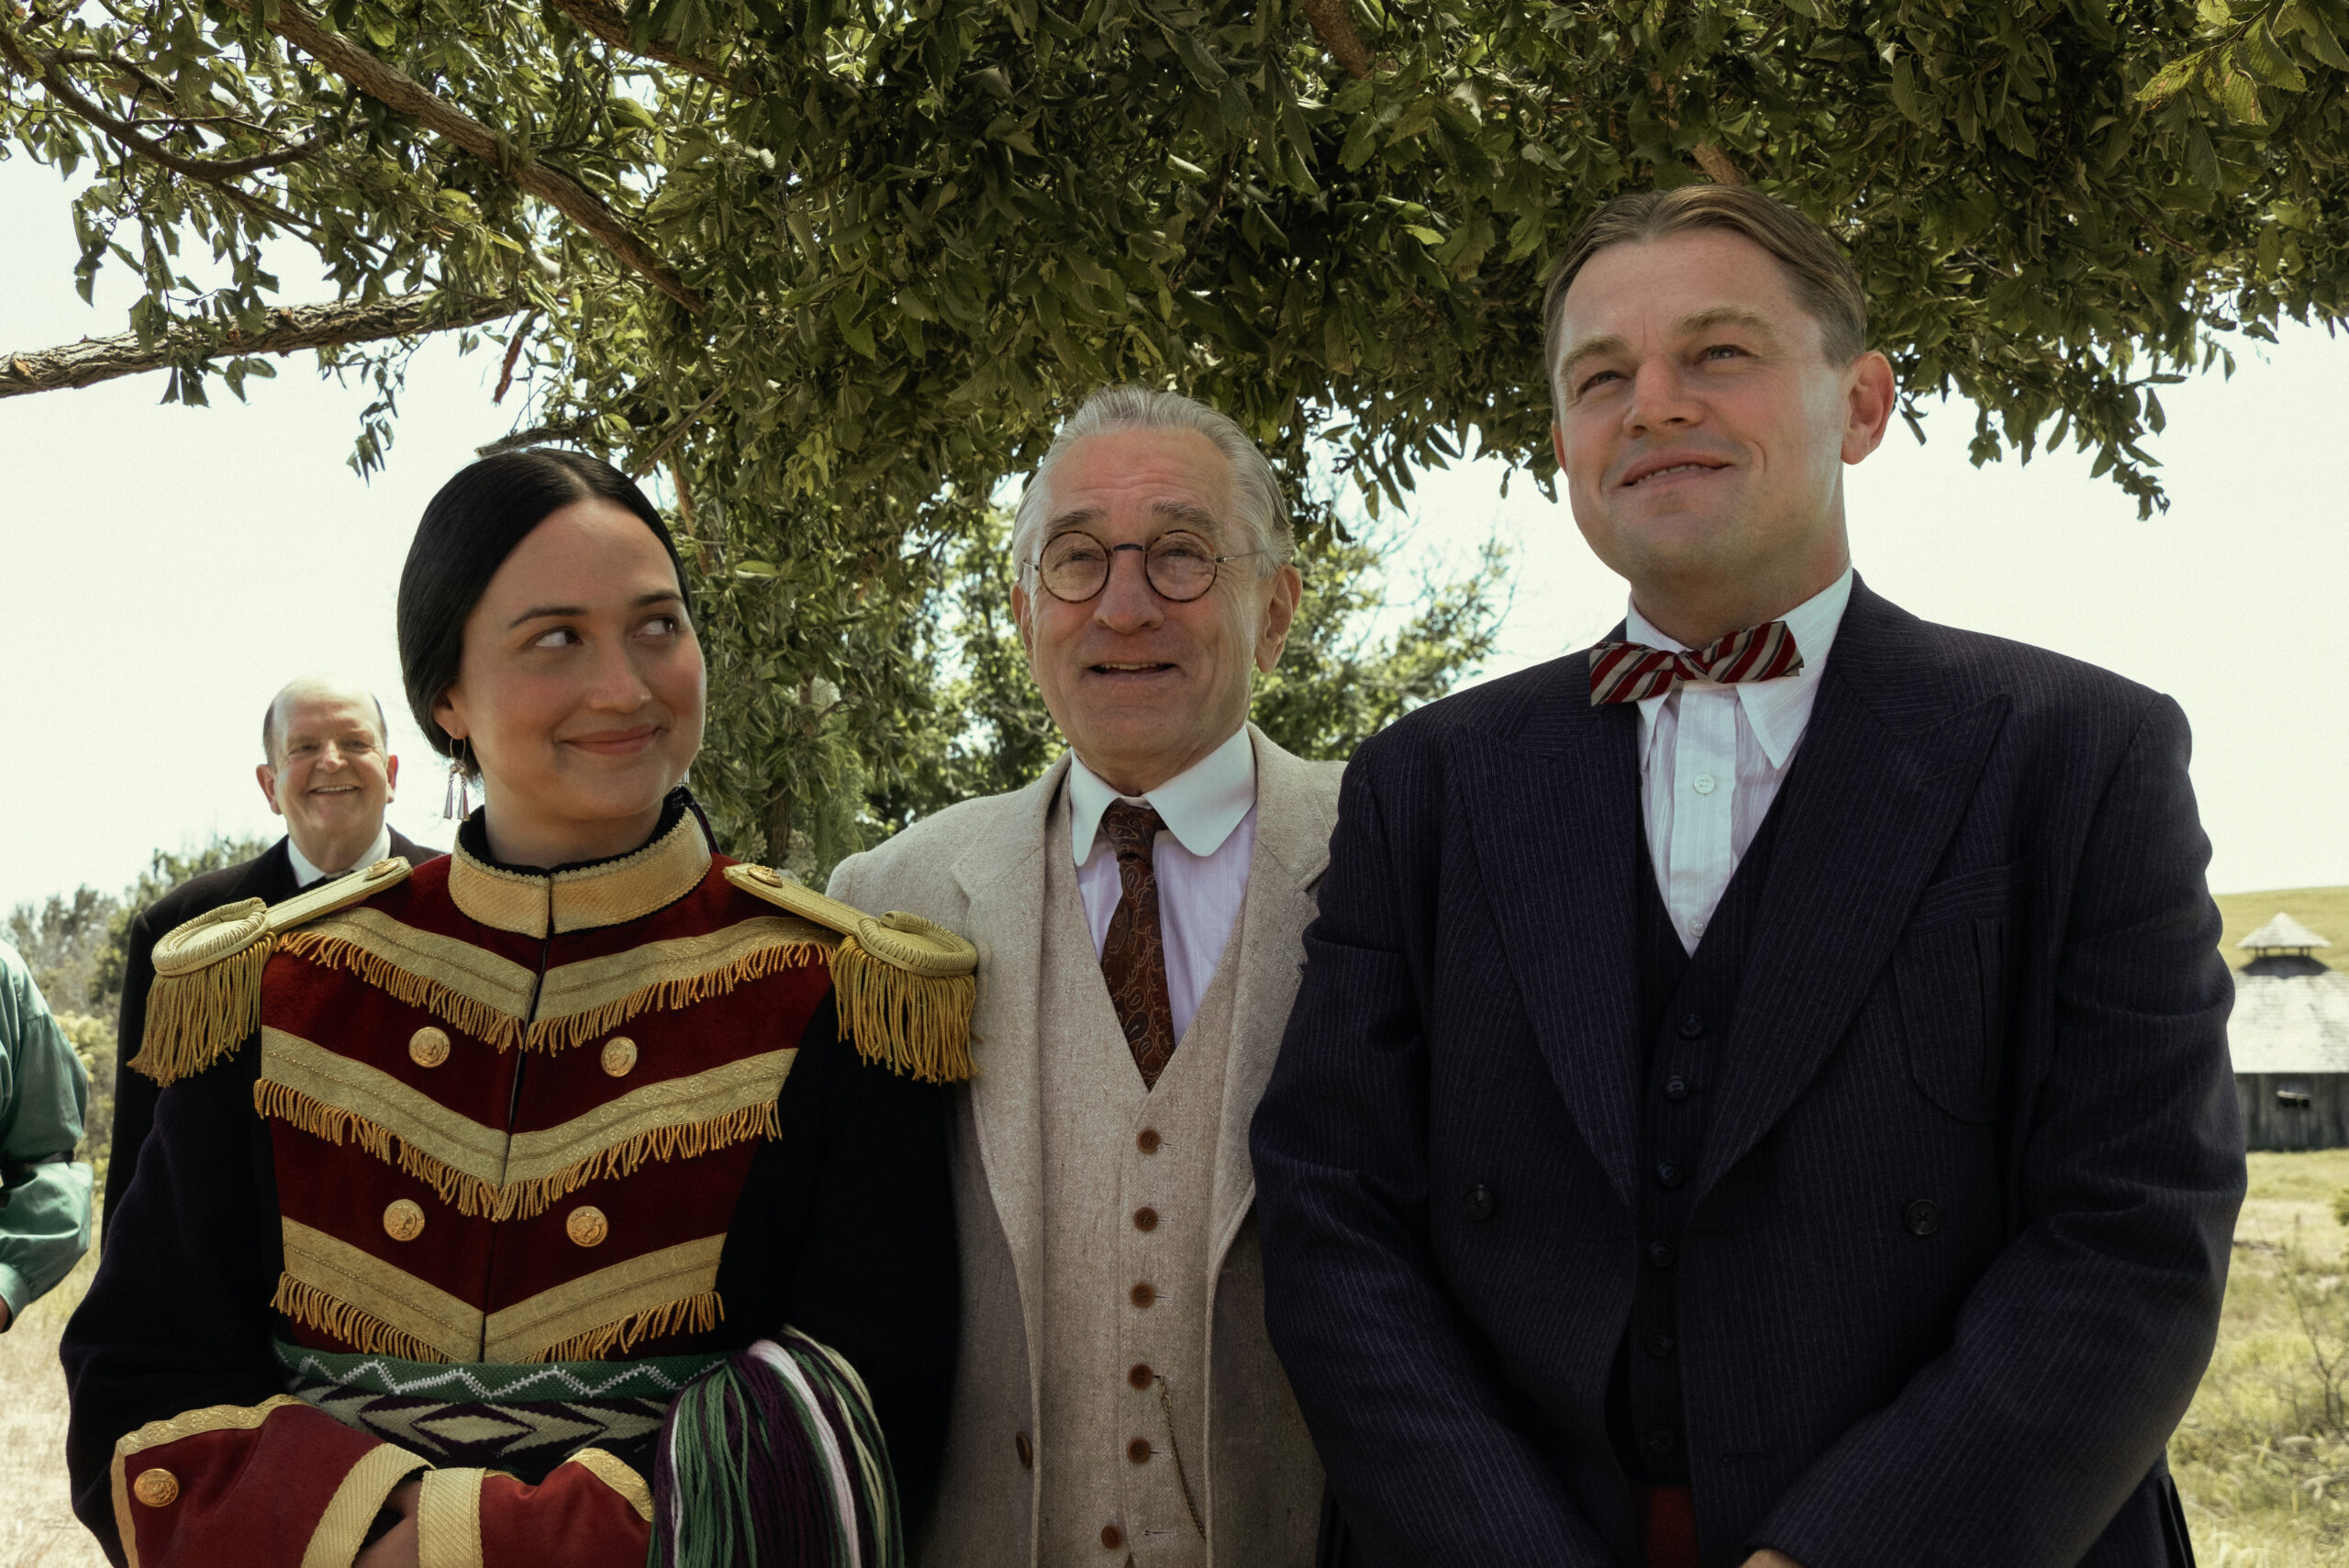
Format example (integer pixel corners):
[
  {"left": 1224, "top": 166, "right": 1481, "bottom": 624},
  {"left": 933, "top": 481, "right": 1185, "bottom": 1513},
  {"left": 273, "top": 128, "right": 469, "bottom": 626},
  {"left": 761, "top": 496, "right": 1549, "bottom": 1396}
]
[{"left": 1588, "top": 620, "right": 1804, "bottom": 706}]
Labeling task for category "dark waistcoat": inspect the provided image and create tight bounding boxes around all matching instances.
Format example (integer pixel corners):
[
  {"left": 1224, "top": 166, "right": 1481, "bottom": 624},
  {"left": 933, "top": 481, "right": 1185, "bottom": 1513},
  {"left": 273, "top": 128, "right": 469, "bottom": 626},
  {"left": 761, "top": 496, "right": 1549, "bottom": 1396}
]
[{"left": 1614, "top": 800, "right": 1787, "bottom": 1486}]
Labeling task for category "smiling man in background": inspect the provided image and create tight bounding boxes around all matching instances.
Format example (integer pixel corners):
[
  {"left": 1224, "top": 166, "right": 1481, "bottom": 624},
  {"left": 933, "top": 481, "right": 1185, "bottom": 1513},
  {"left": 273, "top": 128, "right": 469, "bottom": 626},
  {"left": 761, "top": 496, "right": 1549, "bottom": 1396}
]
[
  {"left": 1252, "top": 185, "right": 2244, "bottom": 1568},
  {"left": 106, "top": 673, "right": 440, "bottom": 1225},
  {"left": 829, "top": 386, "right": 1335, "bottom": 1566}
]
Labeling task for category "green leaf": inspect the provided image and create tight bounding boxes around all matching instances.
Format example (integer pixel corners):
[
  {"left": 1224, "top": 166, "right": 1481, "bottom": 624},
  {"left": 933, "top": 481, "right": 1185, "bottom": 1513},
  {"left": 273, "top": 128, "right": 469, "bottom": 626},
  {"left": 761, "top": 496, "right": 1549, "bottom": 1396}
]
[
  {"left": 2240, "top": 23, "right": 2309, "bottom": 89},
  {"left": 1889, "top": 57, "right": 1922, "bottom": 124}
]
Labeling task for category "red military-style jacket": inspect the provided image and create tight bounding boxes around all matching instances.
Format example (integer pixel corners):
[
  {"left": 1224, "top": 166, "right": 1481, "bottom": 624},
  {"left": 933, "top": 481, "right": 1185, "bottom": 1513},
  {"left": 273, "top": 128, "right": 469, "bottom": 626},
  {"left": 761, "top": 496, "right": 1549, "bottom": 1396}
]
[{"left": 63, "top": 797, "right": 966, "bottom": 1568}]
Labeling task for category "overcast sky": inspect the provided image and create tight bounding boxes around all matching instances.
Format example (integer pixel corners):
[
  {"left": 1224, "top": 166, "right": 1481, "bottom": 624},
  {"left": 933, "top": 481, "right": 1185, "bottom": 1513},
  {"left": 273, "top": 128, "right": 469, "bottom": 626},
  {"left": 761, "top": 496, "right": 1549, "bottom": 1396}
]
[{"left": 3, "top": 156, "right": 2344, "bottom": 917}]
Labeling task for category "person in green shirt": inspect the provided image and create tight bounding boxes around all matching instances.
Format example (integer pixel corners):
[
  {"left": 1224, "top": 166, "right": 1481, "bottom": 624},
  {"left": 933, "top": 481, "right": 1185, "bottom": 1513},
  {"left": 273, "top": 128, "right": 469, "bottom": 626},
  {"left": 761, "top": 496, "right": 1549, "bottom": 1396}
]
[{"left": 0, "top": 935, "right": 92, "bottom": 1330}]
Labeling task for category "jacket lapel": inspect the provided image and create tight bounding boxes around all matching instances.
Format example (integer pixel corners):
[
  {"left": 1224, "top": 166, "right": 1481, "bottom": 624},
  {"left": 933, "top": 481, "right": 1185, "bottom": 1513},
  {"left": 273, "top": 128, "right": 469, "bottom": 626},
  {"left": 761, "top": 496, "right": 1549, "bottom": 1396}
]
[
  {"left": 1208, "top": 727, "right": 1336, "bottom": 1272},
  {"left": 951, "top": 756, "right": 1065, "bottom": 1367},
  {"left": 1458, "top": 660, "right": 1649, "bottom": 1210},
  {"left": 1694, "top": 581, "right": 2010, "bottom": 1198}
]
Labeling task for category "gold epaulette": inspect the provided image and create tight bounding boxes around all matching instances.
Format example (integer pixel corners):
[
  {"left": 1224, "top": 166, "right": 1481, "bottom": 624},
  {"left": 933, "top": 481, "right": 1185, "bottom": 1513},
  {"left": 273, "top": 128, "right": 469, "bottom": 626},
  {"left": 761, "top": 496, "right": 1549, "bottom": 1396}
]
[
  {"left": 131, "top": 857, "right": 416, "bottom": 1086},
  {"left": 724, "top": 864, "right": 977, "bottom": 1084}
]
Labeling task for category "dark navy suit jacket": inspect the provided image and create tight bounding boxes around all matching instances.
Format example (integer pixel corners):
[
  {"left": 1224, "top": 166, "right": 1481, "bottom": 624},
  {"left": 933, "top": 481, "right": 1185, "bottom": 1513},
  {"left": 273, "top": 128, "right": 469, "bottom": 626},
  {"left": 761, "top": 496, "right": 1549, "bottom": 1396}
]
[
  {"left": 105, "top": 828, "right": 440, "bottom": 1227},
  {"left": 1251, "top": 578, "right": 2243, "bottom": 1567}
]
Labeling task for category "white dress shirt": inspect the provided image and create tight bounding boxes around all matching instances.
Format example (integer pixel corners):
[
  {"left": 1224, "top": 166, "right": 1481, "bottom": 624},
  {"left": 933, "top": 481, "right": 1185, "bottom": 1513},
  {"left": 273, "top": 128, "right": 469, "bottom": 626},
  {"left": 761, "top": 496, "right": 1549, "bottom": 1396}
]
[
  {"left": 286, "top": 823, "right": 392, "bottom": 890},
  {"left": 1068, "top": 726, "right": 1256, "bottom": 1042},
  {"left": 1631, "top": 569, "right": 1853, "bottom": 952}
]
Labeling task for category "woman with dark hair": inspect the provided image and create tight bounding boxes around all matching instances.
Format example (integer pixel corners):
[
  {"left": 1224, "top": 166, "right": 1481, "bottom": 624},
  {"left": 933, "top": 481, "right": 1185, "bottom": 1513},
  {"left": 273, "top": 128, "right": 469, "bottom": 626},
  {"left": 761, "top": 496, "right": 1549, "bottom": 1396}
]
[{"left": 64, "top": 450, "right": 970, "bottom": 1568}]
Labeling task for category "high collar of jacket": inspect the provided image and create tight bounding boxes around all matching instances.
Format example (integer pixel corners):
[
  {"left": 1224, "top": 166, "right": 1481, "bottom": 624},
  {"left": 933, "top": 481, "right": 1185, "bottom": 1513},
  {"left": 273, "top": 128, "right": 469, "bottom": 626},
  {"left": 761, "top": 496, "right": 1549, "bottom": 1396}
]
[{"left": 448, "top": 788, "right": 713, "bottom": 937}]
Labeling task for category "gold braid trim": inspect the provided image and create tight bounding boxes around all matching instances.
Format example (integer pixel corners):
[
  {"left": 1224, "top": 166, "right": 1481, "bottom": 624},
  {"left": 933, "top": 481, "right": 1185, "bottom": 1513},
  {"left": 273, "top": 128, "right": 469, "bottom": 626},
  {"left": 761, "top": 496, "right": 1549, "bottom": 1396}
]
[
  {"left": 271, "top": 1273, "right": 450, "bottom": 1363},
  {"left": 276, "top": 930, "right": 831, "bottom": 1055},
  {"left": 278, "top": 929, "right": 526, "bottom": 1051},
  {"left": 254, "top": 1076, "right": 782, "bottom": 1220},
  {"left": 835, "top": 937, "right": 977, "bottom": 1084},
  {"left": 130, "top": 936, "right": 273, "bottom": 1084},
  {"left": 529, "top": 1290, "right": 724, "bottom": 1363},
  {"left": 525, "top": 940, "right": 830, "bottom": 1053}
]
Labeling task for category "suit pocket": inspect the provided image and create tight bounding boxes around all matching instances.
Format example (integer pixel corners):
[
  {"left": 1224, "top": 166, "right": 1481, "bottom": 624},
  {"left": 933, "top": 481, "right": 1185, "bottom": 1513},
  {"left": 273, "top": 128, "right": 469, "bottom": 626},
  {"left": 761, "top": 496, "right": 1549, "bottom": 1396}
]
[{"left": 1894, "top": 872, "right": 2015, "bottom": 1125}]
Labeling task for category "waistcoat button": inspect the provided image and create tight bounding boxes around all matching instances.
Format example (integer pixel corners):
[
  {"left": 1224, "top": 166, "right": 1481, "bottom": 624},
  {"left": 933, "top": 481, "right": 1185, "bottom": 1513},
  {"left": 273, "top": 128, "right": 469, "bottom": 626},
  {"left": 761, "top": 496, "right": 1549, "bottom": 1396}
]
[
  {"left": 1905, "top": 1199, "right": 1942, "bottom": 1237},
  {"left": 1130, "top": 1282, "right": 1155, "bottom": 1308},
  {"left": 1462, "top": 1184, "right": 1497, "bottom": 1222},
  {"left": 1677, "top": 1012, "right": 1704, "bottom": 1039},
  {"left": 1132, "top": 1207, "right": 1159, "bottom": 1232},
  {"left": 1663, "top": 1075, "right": 1689, "bottom": 1102},
  {"left": 1655, "top": 1162, "right": 1685, "bottom": 1189},
  {"left": 600, "top": 1037, "right": 638, "bottom": 1076},
  {"left": 1137, "top": 1129, "right": 1162, "bottom": 1154},
  {"left": 1646, "top": 1427, "right": 1679, "bottom": 1456},
  {"left": 132, "top": 1468, "right": 180, "bottom": 1507},
  {"left": 1648, "top": 1241, "right": 1676, "bottom": 1269},
  {"left": 567, "top": 1207, "right": 610, "bottom": 1248},
  {"left": 1014, "top": 1431, "right": 1034, "bottom": 1468},
  {"left": 1101, "top": 1525, "right": 1125, "bottom": 1550},
  {"left": 1646, "top": 1330, "right": 1676, "bottom": 1359},
  {"left": 1127, "top": 1438, "right": 1152, "bottom": 1464},
  {"left": 383, "top": 1199, "right": 426, "bottom": 1241},
  {"left": 1129, "top": 1362, "right": 1154, "bottom": 1389},
  {"left": 407, "top": 1027, "right": 451, "bottom": 1068}
]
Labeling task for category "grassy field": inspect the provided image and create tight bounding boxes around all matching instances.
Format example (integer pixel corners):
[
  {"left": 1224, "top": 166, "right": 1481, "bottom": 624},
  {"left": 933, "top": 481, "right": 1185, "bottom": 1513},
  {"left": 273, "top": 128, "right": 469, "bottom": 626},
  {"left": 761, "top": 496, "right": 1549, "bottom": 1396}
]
[
  {"left": 11, "top": 1155, "right": 2349, "bottom": 1565},
  {"left": 2, "top": 1249, "right": 103, "bottom": 1568},
  {"left": 2215, "top": 887, "right": 2349, "bottom": 971}
]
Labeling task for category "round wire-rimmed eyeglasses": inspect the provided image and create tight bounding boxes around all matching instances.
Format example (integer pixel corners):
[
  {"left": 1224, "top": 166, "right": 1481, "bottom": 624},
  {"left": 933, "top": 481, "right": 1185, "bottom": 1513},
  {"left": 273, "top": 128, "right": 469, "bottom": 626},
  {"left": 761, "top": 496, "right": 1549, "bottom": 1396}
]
[{"left": 1027, "top": 530, "right": 1264, "bottom": 605}]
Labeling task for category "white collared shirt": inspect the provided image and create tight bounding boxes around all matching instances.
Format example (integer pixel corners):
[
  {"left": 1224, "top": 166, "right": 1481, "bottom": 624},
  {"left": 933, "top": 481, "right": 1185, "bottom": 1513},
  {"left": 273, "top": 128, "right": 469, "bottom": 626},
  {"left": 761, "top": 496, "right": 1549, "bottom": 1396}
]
[
  {"left": 286, "top": 823, "right": 392, "bottom": 890},
  {"left": 1068, "top": 726, "right": 1256, "bottom": 1041},
  {"left": 1631, "top": 569, "right": 1853, "bottom": 952}
]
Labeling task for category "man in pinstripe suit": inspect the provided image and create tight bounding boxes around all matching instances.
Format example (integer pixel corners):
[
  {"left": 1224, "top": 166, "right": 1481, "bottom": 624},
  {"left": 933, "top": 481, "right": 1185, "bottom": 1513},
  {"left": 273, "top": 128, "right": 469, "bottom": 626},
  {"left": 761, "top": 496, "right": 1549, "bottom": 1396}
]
[{"left": 1251, "top": 184, "right": 2244, "bottom": 1568}]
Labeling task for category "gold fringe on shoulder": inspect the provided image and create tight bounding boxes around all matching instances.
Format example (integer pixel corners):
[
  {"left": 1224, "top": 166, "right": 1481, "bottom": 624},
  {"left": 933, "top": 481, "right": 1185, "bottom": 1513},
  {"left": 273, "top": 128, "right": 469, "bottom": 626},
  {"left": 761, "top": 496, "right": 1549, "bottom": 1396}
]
[
  {"left": 530, "top": 1290, "right": 724, "bottom": 1363},
  {"left": 253, "top": 1076, "right": 783, "bottom": 1221},
  {"left": 527, "top": 940, "right": 830, "bottom": 1054},
  {"left": 272, "top": 1273, "right": 450, "bottom": 1364},
  {"left": 835, "top": 938, "right": 977, "bottom": 1084},
  {"left": 724, "top": 865, "right": 979, "bottom": 1083},
  {"left": 131, "top": 931, "right": 273, "bottom": 1085},
  {"left": 277, "top": 930, "right": 526, "bottom": 1051}
]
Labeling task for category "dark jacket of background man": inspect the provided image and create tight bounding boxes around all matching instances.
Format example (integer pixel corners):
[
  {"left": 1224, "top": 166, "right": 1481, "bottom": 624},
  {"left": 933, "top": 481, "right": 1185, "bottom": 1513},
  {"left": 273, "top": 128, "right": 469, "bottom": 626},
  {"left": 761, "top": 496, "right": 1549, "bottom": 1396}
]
[
  {"left": 105, "top": 827, "right": 439, "bottom": 1225},
  {"left": 1252, "top": 577, "right": 2244, "bottom": 1567}
]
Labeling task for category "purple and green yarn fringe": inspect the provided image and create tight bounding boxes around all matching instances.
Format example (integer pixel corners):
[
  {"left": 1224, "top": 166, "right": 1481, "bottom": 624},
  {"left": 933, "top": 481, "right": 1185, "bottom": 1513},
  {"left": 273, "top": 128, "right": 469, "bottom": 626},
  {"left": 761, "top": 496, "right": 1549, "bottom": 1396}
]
[{"left": 649, "top": 1327, "right": 904, "bottom": 1568}]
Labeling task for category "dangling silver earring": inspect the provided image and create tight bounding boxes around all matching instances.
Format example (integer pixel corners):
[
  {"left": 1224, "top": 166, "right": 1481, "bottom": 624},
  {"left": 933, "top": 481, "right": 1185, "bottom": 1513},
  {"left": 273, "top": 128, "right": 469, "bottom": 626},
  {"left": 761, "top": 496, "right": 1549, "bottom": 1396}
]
[{"left": 442, "top": 740, "right": 474, "bottom": 821}]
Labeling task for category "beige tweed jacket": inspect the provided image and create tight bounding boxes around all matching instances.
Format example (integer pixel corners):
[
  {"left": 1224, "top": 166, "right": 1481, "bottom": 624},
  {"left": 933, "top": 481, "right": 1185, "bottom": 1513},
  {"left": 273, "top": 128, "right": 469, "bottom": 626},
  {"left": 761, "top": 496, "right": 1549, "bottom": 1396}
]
[{"left": 828, "top": 725, "right": 1341, "bottom": 1568}]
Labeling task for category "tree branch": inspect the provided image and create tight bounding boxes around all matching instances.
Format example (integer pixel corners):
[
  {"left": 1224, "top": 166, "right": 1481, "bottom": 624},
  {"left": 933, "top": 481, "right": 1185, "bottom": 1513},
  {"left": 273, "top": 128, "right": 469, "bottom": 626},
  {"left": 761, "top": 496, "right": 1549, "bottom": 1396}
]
[
  {"left": 1300, "top": 0, "right": 1373, "bottom": 79},
  {"left": 0, "top": 290, "right": 522, "bottom": 398},
  {"left": 1692, "top": 140, "right": 1748, "bottom": 185},
  {"left": 227, "top": 0, "right": 706, "bottom": 315},
  {"left": 545, "top": 0, "right": 745, "bottom": 91},
  {"left": 0, "top": 26, "right": 329, "bottom": 177}
]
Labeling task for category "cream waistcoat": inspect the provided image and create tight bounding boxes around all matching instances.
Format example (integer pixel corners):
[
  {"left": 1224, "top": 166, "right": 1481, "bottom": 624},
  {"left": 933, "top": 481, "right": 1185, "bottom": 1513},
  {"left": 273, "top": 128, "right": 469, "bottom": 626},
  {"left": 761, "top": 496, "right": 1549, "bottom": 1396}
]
[{"left": 1038, "top": 787, "right": 1239, "bottom": 1567}]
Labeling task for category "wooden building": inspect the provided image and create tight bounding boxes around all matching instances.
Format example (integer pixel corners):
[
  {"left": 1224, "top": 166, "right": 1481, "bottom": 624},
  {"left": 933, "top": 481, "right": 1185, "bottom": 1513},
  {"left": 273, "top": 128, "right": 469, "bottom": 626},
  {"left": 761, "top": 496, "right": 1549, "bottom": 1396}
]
[{"left": 2228, "top": 914, "right": 2349, "bottom": 1151}]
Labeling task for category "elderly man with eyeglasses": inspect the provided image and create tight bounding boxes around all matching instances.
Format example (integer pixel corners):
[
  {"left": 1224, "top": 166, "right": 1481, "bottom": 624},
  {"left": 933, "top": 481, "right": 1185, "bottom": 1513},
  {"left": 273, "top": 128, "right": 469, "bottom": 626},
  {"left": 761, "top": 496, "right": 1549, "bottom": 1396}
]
[{"left": 828, "top": 385, "right": 1335, "bottom": 1567}]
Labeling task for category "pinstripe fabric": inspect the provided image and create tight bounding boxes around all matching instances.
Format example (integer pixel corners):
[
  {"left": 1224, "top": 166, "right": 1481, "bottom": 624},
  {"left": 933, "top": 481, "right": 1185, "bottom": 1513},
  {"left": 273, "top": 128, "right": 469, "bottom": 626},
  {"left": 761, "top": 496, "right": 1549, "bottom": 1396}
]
[{"left": 1252, "top": 576, "right": 2244, "bottom": 1568}]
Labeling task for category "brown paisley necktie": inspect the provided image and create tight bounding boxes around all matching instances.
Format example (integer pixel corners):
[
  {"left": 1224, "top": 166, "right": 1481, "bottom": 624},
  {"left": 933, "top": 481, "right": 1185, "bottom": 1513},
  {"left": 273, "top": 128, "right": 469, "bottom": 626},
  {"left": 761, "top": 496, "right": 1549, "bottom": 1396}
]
[{"left": 1099, "top": 800, "right": 1177, "bottom": 1089}]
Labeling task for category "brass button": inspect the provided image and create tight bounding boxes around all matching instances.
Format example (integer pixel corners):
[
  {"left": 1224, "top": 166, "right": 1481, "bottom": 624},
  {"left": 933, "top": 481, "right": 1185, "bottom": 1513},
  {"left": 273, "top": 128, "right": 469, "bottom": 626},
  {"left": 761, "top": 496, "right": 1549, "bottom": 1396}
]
[
  {"left": 1130, "top": 1281, "right": 1155, "bottom": 1308},
  {"left": 367, "top": 858, "right": 401, "bottom": 879},
  {"left": 748, "top": 865, "right": 784, "bottom": 885},
  {"left": 1132, "top": 1206, "right": 1158, "bottom": 1232},
  {"left": 1136, "top": 1129, "right": 1161, "bottom": 1154},
  {"left": 132, "top": 1468, "right": 179, "bottom": 1507},
  {"left": 1128, "top": 1362, "right": 1153, "bottom": 1390},
  {"left": 600, "top": 1037, "right": 639, "bottom": 1077},
  {"left": 382, "top": 1199, "right": 425, "bottom": 1241},
  {"left": 1099, "top": 1525, "right": 1124, "bottom": 1551},
  {"left": 408, "top": 1026, "right": 451, "bottom": 1069},
  {"left": 1126, "top": 1437, "right": 1152, "bottom": 1464},
  {"left": 1014, "top": 1430, "right": 1034, "bottom": 1468},
  {"left": 566, "top": 1206, "right": 609, "bottom": 1248}
]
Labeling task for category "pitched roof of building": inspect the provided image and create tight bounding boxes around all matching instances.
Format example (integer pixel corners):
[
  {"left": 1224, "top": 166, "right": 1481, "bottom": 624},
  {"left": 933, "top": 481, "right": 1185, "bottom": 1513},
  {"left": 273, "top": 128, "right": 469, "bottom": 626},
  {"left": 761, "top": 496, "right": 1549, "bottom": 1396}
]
[
  {"left": 2241, "top": 913, "right": 2332, "bottom": 951},
  {"left": 2230, "top": 961, "right": 2349, "bottom": 1073}
]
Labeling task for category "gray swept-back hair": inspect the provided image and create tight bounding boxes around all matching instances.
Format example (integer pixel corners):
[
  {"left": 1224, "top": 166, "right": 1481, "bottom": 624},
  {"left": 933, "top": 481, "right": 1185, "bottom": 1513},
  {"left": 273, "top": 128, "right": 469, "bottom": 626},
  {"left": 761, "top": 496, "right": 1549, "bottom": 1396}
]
[{"left": 1010, "top": 385, "right": 1294, "bottom": 589}]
